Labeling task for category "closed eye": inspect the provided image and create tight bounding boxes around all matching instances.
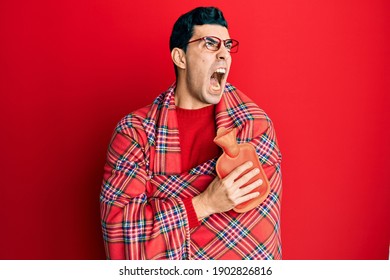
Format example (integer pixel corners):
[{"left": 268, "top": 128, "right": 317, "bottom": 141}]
[
  {"left": 224, "top": 40, "right": 233, "bottom": 50},
  {"left": 205, "top": 37, "right": 219, "bottom": 48}
]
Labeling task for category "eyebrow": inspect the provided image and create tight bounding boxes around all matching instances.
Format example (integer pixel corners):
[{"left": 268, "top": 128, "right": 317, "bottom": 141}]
[{"left": 205, "top": 37, "right": 219, "bottom": 43}]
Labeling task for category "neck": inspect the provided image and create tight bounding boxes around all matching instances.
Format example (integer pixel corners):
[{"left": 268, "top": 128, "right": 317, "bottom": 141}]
[{"left": 174, "top": 77, "right": 206, "bottom": 110}]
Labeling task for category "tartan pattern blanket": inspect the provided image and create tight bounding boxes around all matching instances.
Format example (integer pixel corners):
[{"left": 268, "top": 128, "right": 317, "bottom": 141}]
[{"left": 100, "top": 83, "right": 282, "bottom": 259}]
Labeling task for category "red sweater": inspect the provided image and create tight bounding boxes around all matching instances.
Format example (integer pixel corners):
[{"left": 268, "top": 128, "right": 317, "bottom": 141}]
[{"left": 176, "top": 105, "right": 221, "bottom": 228}]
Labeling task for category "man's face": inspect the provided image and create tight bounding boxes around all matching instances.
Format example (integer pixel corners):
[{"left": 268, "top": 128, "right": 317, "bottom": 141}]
[{"left": 179, "top": 24, "right": 232, "bottom": 109}]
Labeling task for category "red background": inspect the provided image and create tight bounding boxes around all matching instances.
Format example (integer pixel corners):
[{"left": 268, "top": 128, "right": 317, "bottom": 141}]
[{"left": 1, "top": 0, "right": 389, "bottom": 260}]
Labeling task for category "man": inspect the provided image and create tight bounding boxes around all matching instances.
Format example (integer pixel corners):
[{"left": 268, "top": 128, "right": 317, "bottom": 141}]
[{"left": 100, "top": 6, "right": 282, "bottom": 260}]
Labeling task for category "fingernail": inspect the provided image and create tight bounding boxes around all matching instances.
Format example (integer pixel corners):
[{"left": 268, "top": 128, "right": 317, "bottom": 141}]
[
  {"left": 247, "top": 161, "right": 253, "bottom": 167},
  {"left": 258, "top": 179, "right": 263, "bottom": 185},
  {"left": 254, "top": 168, "right": 260, "bottom": 174}
]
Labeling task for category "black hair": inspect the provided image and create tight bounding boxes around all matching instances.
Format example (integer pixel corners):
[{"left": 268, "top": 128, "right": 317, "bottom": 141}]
[{"left": 170, "top": 6, "right": 228, "bottom": 52}]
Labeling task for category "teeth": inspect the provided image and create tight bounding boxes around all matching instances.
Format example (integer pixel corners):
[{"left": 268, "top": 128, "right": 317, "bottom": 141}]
[{"left": 215, "top": 68, "right": 226, "bottom": 74}]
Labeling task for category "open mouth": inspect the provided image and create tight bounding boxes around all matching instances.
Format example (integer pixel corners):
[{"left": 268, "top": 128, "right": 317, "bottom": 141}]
[{"left": 210, "top": 68, "right": 226, "bottom": 93}]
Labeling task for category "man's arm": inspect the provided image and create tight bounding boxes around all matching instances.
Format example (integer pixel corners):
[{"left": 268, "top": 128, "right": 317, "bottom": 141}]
[{"left": 100, "top": 130, "right": 189, "bottom": 260}]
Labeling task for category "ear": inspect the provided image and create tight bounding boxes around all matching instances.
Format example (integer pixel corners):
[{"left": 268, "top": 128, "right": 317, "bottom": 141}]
[{"left": 171, "top": 48, "right": 186, "bottom": 70}]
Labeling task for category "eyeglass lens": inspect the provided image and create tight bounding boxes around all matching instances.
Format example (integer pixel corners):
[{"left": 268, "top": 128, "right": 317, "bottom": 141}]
[{"left": 204, "top": 37, "right": 237, "bottom": 52}]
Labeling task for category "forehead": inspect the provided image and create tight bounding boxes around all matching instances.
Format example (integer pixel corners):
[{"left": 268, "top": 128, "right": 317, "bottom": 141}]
[{"left": 192, "top": 24, "right": 230, "bottom": 39}]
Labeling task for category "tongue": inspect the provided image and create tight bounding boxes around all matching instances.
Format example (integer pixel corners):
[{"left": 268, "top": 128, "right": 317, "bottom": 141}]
[{"left": 210, "top": 76, "right": 221, "bottom": 92}]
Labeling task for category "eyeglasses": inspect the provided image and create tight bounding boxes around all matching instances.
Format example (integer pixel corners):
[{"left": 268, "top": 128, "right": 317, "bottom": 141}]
[{"left": 187, "top": 36, "right": 239, "bottom": 53}]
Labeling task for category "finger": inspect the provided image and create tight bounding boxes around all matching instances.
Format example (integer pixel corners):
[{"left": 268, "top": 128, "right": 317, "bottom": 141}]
[
  {"left": 233, "top": 168, "right": 260, "bottom": 188},
  {"left": 235, "top": 191, "right": 260, "bottom": 206},
  {"left": 238, "top": 179, "right": 263, "bottom": 196},
  {"left": 224, "top": 161, "right": 253, "bottom": 183}
]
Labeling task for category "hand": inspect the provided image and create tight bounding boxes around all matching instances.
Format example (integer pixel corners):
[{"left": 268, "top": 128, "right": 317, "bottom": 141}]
[{"left": 192, "top": 161, "right": 263, "bottom": 219}]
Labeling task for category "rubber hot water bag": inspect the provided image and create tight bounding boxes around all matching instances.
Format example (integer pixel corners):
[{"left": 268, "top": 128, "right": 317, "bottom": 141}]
[{"left": 214, "top": 127, "right": 270, "bottom": 213}]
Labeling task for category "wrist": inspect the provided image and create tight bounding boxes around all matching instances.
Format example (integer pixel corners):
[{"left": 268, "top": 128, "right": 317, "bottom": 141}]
[{"left": 192, "top": 194, "right": 213, "bottom": 220}]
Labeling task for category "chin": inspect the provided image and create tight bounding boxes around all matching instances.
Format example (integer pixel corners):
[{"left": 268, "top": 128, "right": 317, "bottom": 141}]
[{"left": 204, "top": 92, "right": 223, "bottom": 105}]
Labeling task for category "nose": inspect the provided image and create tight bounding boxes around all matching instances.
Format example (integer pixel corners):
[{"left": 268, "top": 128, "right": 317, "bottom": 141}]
[{"left": 216, "top": 44, "right": 230, "bottom": 60}]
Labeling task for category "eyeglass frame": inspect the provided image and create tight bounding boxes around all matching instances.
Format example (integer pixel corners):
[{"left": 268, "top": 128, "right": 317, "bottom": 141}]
[{"left": 187, "top": 36, "right": 239, "bottom": 53}]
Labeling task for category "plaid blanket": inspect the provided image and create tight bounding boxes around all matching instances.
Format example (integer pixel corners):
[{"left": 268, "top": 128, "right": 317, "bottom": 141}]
[{"left": 100, "top": 83, "right": 282, "bottom": 259}]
